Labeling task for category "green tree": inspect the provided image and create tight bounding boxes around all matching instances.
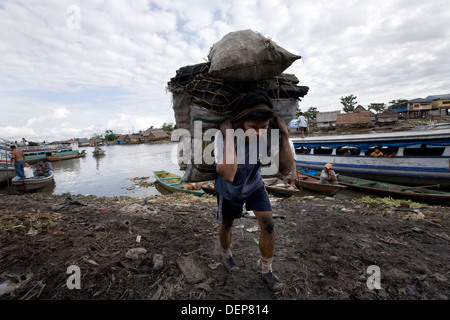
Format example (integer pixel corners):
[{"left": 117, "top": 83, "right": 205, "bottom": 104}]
[
  {"left": 368, "top": 103, "right": 386, "bottom": 114},
  {"left": 389, "top": 99, "right": 409, "bottom": 108},
  {"left": 161, "top": 123, "right": 177, "bottom": 132},
  {"left": 104, "top": 129, "right": 116, "bottom": 142},
  {"left": 340, "top": 94, "right": 358, "bottom": 113},
  {"left": 304, "top": 107, "right": 318, "bottom": 121}
]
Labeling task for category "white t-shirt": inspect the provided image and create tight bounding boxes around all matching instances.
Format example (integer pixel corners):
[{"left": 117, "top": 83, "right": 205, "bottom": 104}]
[
  {"left": 297, "top": 115, "right": 308, "bottom": 128},
  {"left": 320, "top": 169, "right": 336, "bottom": 183},
  {"left": 24, "top": 167, "right": 34, "bottom": 178}
]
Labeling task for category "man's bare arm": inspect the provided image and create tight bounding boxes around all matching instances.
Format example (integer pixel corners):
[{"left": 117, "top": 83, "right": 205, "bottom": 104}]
[
  {"left": 274, "top": 115, "right": 295, "bottom": 176},
  {"left": 216, "top": 120, "right": 237, "bottom": 183}
]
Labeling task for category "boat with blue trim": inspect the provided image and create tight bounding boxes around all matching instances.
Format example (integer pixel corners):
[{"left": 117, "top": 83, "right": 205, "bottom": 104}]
[
  {"left": 0, "top": 141, "right": 15, "bottom": 184},
  {"left": 290, "top": 128, "right": 450, "bottom": 188}
]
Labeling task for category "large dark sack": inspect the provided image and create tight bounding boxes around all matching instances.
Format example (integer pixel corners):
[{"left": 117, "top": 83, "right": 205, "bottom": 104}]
[
  {"left": 167, "top": 63, "right": 209, "bottom": 91},
  {"left": 185, "top": 76, "right": 245, "bottom": 113},
  {"left": 208, "top": 29, "right": 301, "bottom": 81},
  {"left": 180, "top": 105, "right": 230, "bottom": 182}
]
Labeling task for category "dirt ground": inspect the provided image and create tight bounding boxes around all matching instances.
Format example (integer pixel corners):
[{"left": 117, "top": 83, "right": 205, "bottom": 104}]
[{"left": 0, "top": 190, "right": 448, "bottom": 302}]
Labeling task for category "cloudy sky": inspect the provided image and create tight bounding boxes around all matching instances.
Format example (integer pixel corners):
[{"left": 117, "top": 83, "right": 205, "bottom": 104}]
[{"left": 0, "top": 0, "right": 449, "bottom": 142}]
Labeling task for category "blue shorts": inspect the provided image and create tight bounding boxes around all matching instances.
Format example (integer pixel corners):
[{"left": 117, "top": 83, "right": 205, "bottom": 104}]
[{"left": 217, "top": 187, "right": 272, "bottom": 221}]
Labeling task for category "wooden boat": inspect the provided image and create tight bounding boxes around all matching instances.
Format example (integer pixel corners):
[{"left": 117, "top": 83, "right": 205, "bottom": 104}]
[
  {"left": 46, "top": 150, "right": 86, "bottom": 161},
  {"left": 92, "top": 148, "right": 105, "bottom": 156},
  {"left": 1, "top": 142, "right": 15, "bottom": 184},
  {"left": 22, "top": 141, "right": 80, "bottom": 164},
  {"left": 153, "top": 170, "right": 204, "bottom": 196},
  {"left": 295, "top": 172, "right": 347, "bottom": 196},
  {"left": 11, "top": 172, "right": 54, "bottom": 191},
  {"left": 291, "top": 128, "right": 450, "bottom": 188},
  {"left": 336, "top": 174, "right": 450, "bottom": 206},
  {"left": 263, "top": 178, "right": 301, "bottom": 196},
  {"left": 0, "top": 166, "right": 15, "bottom": 184},
  {"left": 201, "top": 180, "right": 216, "bottom": 194}
]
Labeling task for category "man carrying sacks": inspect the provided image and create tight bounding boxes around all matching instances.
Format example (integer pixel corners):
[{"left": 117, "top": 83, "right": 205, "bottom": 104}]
[{"left": 214, "top": 89, "right": 295, "bottom": 292}]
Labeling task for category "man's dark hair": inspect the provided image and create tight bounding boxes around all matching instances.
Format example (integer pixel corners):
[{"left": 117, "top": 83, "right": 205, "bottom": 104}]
[
  {"left": 11, "top": 146, "right": 16, "bottom": 149},
  {"left": 232, "top": 89, "right": 274, "bottom": 122},
  {"left": 240, "top": 109, "right": 274, "bottom": 123}
]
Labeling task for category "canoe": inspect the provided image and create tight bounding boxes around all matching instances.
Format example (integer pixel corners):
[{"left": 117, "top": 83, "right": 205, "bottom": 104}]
[
  {"left": 11, "top": 172, "right": 54, "bottom": 191},
  {"left": 295, "top": 172, "right": 347, "bottom": 196},
  {"left": 337, "top": 174, "right": 450, "bottom": 206},
  {"left": 153, "top": 170, "right": 204, "bottom": 196},
  {"left": 46, "top": 150, "right": 87, "bottom": 161},
  {"left": 263, "top": 178, "right": 302, "bottom": 196}
]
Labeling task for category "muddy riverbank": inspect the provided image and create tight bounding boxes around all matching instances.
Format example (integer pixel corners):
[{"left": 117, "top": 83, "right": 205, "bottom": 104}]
[{"left": 0, "top": 192, "right": 448, "bottom": 302}]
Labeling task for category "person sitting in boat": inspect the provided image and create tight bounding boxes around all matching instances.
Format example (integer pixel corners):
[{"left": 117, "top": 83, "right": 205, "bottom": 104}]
[
  {"left": 370, "top": 147, "right": 383, "bottom": 157},
  {"left": 384, "top": 148, "right": 396, "bottom": 158},
  {"left": 319, "top": 163, "right": 338, "bottom": 185},
  {"left": 43, "top": 160, "right": 53, "bottom": 176},
  {"left": 35, "top": 161, "right": 46, "bottom": 176},
  {"left": 24, "top": 163, "right": 35, "bottom": 178}
]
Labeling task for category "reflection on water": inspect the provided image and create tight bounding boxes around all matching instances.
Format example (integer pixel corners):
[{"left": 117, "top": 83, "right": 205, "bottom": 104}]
[{"left": 1, "top": 142, "right": 183, "bottom": 198}]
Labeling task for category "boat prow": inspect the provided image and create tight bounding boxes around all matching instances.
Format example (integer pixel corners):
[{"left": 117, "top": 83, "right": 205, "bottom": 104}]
[{"left": 154, "top": 170, "right": 204, "bottom": 196}]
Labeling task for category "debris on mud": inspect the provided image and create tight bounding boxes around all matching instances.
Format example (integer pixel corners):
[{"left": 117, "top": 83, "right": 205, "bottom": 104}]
[{"left": 0, "top": 192, "right": 448, "bottom": 300}]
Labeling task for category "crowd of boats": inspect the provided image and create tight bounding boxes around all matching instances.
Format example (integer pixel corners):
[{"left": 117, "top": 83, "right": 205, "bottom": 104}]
[
  {"left": 0, "top": 138, "right": 105, "bottom": 190},
  {"left": 2, "top": 125, "right": 450, "bottom": 205}
]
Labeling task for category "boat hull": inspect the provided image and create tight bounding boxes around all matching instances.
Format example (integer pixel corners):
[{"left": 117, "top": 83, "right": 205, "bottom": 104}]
[
  {"left": 337, "top": 174, "right": 450, "bottom": 206},
  {"left": 154, "top": 170, "right": 204, "bottom": 196},
  {"left": 93, "top": 150, "right": 105, "bottom": 156},
  {"left": 11, "top": 172, "right": 54, "bottom": 190},
  {"left": 291, "top": 128, "right": 450, "bottom": 188},
  {"left": 0, "top": 167, "right": 15, "bottom": 184},
  {"left": 46, "top": 151, "right": 86, "bottom": 161},
  {"left": 263, "top": 178, "right": 301, "bottom": 196},
  {"left": 294, "top": 156, "right": 450, "bottom": 188},
  {"left": 295, "top": 173, "right": 347, "bottom": 196}
]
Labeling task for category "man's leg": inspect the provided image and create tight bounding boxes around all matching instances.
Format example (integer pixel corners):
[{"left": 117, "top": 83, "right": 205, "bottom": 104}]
[
  {"left": 219, "top": 219, "right": 240, "bottom": 272},
  {"left": 253, "top": 211, "right": 274, "bottom": 260},
  {"left": 14, "top": 161, "right": 25, "bottom": 179},
  {"left": 217, "top": 194, "right": 241, "bottom": 272},
  {"left": 219, "top": 218, "right": 233, "bottom": 255},
  {"left": 254, "top": 210, "right": 284, "bottom": 292}
]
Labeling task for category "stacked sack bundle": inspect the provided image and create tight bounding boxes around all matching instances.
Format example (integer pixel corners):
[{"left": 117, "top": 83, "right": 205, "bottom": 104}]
[{"left": 167, "top": 29, "right": 309, "bottom": 182}]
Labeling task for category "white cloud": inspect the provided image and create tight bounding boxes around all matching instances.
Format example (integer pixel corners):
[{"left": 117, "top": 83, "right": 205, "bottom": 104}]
[{"left": 0, "top": 0, "right": 449, "bottom": 142}]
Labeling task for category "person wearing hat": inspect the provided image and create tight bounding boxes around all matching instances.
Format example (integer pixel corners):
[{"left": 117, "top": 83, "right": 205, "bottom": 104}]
[
  {"left": 214, "top": 89, "right": 295, "bottom": 292},
  {"left": 319, "top": 163, "right": 338, "bottom": 184}
]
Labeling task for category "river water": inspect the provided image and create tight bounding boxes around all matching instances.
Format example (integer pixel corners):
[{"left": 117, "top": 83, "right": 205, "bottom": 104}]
[
  {"left": 1, "top": 142, "right": 183, "bottom": 198},
  {"left": 1, "top": 141, "right": 367, "bottom": 200}
]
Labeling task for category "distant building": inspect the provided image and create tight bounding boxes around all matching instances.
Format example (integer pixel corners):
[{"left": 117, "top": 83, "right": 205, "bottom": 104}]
[
  {"left": 377, "top": 107, "right": 398, "bottom": 125},
  {"left": 316, "top": 111, "right": 340, "bottom": 130},
  {"left": 114, "top": 134, "right": 143, "bottom": 145},
  {"left": 336, "top": 111, "right": 372, "bottom": 128},
  {"left": 408, "top": 94, "right": 450, "bottom": 118},
  {"left": 142, "top": 129, "right": 170, "bottom": 142}
]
